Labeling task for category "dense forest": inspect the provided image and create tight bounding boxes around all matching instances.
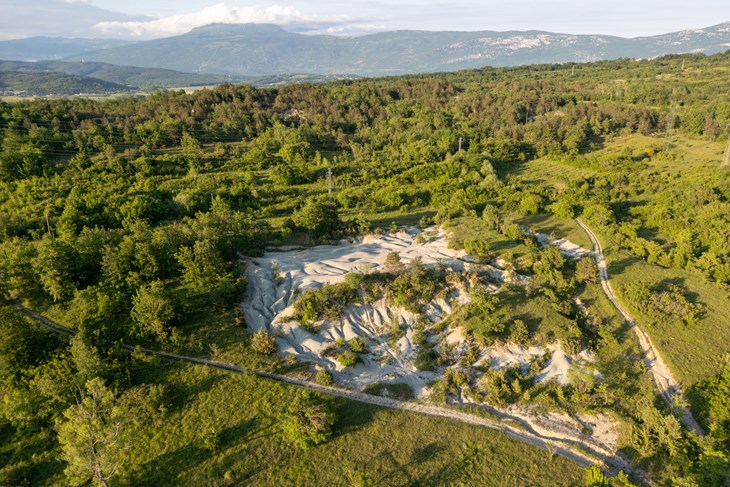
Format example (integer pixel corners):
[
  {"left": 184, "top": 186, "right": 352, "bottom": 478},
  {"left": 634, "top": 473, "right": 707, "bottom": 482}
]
[{"left": 0, "top": 51, "right": 729, "bottom": 485}]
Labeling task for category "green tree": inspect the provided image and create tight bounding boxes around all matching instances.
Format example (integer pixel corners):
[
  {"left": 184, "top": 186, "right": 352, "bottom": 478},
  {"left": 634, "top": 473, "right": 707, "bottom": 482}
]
[
  {"left": 130, "top": 280, "right": 176, "bottom": 342},
  {"left": 585, "top": 465, "right": 608, "bottom": 487},
  {"left": 281, "top": 390, "right": 336, "bottom": 449},
  {"left": 0, "top": 238, "right": 39, "bottom": 298},
  {"left": 180, "top": 131, "right": 202, "bottom": 166},
  {"left": 549, "top": 199, "right": 577, "bottom": 219},
  {"left": 0, "top": 306, "right": 58, "bottom": 378},
  {"left": 576, "top": 257, "right": 599, "bottom": 283},
  {"left": 510, "top": 319, "right": 530, "bottom": 347},
  {"left": 481, "top": 204, "right": 502, "bottom": 231},
  {"left": 33, "top": 238, "right": 79, "bottom": 302},
  {"left": 250, "top": 329, "right": 277, "bottom": 355},
  {"left": 384, "top": 252, "right": 405, "bottom": 274},
  {"left": 176, "top": 239, "right": 242, "bottom": 306},
  {"left": 292, "top": 200, "right": 340, "bottom": 238},
  {"left": 519, "top": 194, "right": 543, "bottom": 215},
  {"left": 57, "top": 378, "right": 129, "bottom": 487},
  {"left": 70, "top": 332, "right": 106, "bottom": 385}
]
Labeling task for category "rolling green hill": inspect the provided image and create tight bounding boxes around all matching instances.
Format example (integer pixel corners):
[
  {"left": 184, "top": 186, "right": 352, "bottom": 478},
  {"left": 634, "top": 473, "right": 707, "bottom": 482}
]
[
  {"left": 0, "top": 60, "right": 243, "bottom": 91},
  {"left": 0, "top": 60, "right": 360, "bottom": 95},
  {"left": 0, "top": 70, "right": 133, "bottom": 96}
]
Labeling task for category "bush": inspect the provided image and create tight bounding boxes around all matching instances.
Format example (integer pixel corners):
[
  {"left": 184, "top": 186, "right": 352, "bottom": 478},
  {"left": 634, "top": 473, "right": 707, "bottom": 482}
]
[
  {"left": 349, "top": 337, "right": 365, "bottom": 353},
  {"left": 130, "top": 280, "right": 176, "bottom": 342},
  {"left": 250, "top": 329, "right": 277, "bottom": 355},
  {"left": 384, "top": 252, "right": 405, "bottom": 274},
  {"left": 363, "top": 382, "right": 415, "bottom": 400},
  {"left": 293, "top": 273, "right": 383, "bottom": 326},
  {"left": 463, "top": 238, "right": 493, "bottom": 263},
  {"left": 387, "top": 258, "right": 443, "bottom": 313},
  {"left": 315, "top": 368, "right": 334, "bottom": 386},
  {"left": 337, "top": 351, "right": 358, "bottom": 367},
  {"left": 414, "top": 346, "right": 437, "bottom": 371},
  {"left": 576, "top": 257, "right": 599, "bottom": 283},
  {"left": 510, "top": 319, "right": 530, "bottom": 347},
  {"left": 503, "top": 223, "right": 525, "bottom": 241},
  {"left": 292, "top": 199, "right": 340, "bottom": 238},
  {"left": 281, "top": 391, "right": 336, "bottom": 449}
]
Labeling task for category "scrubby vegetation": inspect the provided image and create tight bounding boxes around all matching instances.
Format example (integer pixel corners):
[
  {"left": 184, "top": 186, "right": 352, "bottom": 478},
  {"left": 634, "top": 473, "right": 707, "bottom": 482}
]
[
  {"left": 291, "top": 257, "right": 447, "bottom": 328},
  {"left": 1, "top": 51, "right": 729, "bottom": 484}
]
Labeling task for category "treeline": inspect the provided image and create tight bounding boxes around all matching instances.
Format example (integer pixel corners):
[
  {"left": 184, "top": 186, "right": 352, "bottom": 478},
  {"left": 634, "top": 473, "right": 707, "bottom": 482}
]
[
  {"left": 0, "top": 51, "right": 727, "bottom": 344},
  {"left": 0, "top": 50, "right": 729, "bottom": 486}
]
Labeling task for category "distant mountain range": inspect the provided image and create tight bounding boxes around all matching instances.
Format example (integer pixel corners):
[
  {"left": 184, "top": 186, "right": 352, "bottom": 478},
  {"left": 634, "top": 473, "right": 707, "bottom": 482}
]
[
  {"left": 1, "top": 21, "right": 729, "bottom": 94},
  {"left": 0, "top": 59, "right": 358, "bottom": 96},
  {"left": 56, "top": 22, "right": 730, "bottom": 77},
  {"left": 0, "top": 60, "right": 241, "bottom": 92},
  {"left": 0, "top": 37, "right": 131, "bottom": 62},
  {"left": 0, "top": 71, "right": 132, "bottom": 97}
]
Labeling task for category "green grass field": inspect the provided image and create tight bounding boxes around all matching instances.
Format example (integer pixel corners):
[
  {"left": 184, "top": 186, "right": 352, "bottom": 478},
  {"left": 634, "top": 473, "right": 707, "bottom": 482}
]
[
  {"left": 121, "top": 359, "right": 586, "bottom": 486},
  {"left": 604, "top": 246, "right": 730, "bottom": 388},
  {"left": 498, "top": 134, "right": 730, "bottom": 424},
  {"left": 513, "top": 134, "right": 730, "bottom": 392}
]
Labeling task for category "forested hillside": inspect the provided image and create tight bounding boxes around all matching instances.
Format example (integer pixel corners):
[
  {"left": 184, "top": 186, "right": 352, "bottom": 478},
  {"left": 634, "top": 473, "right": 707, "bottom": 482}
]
[
  {"left": 0, "top": 71, "right": 134, "bottom": 96},
  {"left": 0, "top": 60, "right": 241, "bottom": 92},
  {"left": 0, "top": 51, "right": 728, "bottom": 486},
  {"left": 64, "top": 22, "right": 730, "bottom": 76}
]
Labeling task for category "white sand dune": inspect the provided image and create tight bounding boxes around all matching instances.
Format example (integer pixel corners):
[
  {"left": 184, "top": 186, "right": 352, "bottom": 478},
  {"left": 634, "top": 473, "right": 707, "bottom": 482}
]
[
  {"left": 241, "top": 226, "right": 598, "bottom": 395},
  {"left": 475, "top": 343, "right": 590, "bottom": 385},
  {"left": 531, "top": 231, "right": 594, "bottom": 259},
  {"left": 241, "top": 227, "right": 473, "bottom": 394}
]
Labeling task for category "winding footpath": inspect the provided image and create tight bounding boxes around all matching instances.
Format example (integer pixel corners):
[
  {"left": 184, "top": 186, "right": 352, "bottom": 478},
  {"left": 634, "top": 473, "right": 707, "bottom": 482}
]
[
  {"left": 575, "top": 219, "right": 704, "bottom": 436},
  {"left": 8, "top": 299, "right": 648, "bottom": 480}
]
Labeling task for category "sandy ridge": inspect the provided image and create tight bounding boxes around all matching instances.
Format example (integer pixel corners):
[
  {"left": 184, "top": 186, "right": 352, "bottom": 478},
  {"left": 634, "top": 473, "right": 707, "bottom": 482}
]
[
  {"left": 575, "top": 219, "right": 704, "bottom": 436},
  {"left": 9, "top": 299, "right": 648, "bottom": 480}
]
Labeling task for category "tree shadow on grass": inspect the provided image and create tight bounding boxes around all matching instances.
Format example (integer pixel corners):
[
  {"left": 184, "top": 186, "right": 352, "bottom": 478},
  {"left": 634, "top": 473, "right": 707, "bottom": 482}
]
[
  {"left": 607, "top": 256, "right": 640, "bottom": 277},
  {"left": 163, "top": 373, "right": 225, "bottom": 413},
  {"left": 130, "top": 420, "right": 278, "bottom": 486},
  {"left": 218, "top": 418, "right": 263, "bottom": 449},
  {"left": 0, "top": 426, "right": 65, "bottom": 486},
  {"left": 329, "top": 397, "right": 378, "bottom": 437},
  {"left": 130, "top": 443, "right": 206, "bottom": 486},
  {"left": 206, "top": 419, "right": 282, "bottom": 482},
  {"left": 369, "top": 441, "right": 445, "bottom": 484},
  {"left": 367, "top": 210, "right": 436, "bottom": 229}
]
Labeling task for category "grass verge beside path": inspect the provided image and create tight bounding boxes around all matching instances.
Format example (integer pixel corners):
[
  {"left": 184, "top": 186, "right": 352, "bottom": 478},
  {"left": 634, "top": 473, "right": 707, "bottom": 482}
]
[
  {"left": 126, "top": 361, "right": 586, "bottom": 486},
  {"left": 604, "top": 247, "right": 730, "bottom": 388},
  {"left": 7, "top": 301, "right": 588, "bottom": 485},
  {"left": 580, "top": 223, "right": 728, "bottom": 424}
]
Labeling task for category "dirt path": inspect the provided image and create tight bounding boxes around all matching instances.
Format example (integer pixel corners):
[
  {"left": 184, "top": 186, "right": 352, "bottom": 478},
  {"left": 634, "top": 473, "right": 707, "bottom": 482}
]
[
  {"left": 8, "top": 299, "right": 652, "bottom": 480},
  {"left": 575, "top": 219, "right": 704, "bottom": 436}
]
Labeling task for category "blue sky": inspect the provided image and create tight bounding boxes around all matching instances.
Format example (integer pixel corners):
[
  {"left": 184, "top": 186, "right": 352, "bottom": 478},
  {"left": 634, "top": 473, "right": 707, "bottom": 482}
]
[{"left": 3, "top": 0, "right": 729, "bottom": 40}]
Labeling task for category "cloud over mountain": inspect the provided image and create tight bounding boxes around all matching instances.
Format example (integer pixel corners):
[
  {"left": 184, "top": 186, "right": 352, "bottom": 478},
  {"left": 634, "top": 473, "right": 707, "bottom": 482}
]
[{"left": 93, "top": 3, "right": 376, "bottom": 39}]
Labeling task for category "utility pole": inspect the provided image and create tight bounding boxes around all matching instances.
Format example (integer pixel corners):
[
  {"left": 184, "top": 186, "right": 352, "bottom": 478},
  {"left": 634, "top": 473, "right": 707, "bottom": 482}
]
[
  {"left": 327, "top": 166, "right": 333, "bottom": 195},
  {"left": 458, "top": 137, "right": 462, "bottom": 152},
  {"left": 571, "top": 64, "right": 575, "bottom": 76},
  {"left": 44, "top": 211, "right": 54, "bottom": 239},
  {"left": 681, "top": 59, "right": 685, "bottom": 71},
  {"left": 664, "top": 102, "right": 677, "bottom": 154}
]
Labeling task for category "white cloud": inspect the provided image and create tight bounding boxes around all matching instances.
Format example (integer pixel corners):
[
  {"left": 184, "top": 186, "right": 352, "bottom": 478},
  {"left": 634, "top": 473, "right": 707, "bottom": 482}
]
[{"left": 92, "top": 3, "right": 368, "bottom": 38}]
